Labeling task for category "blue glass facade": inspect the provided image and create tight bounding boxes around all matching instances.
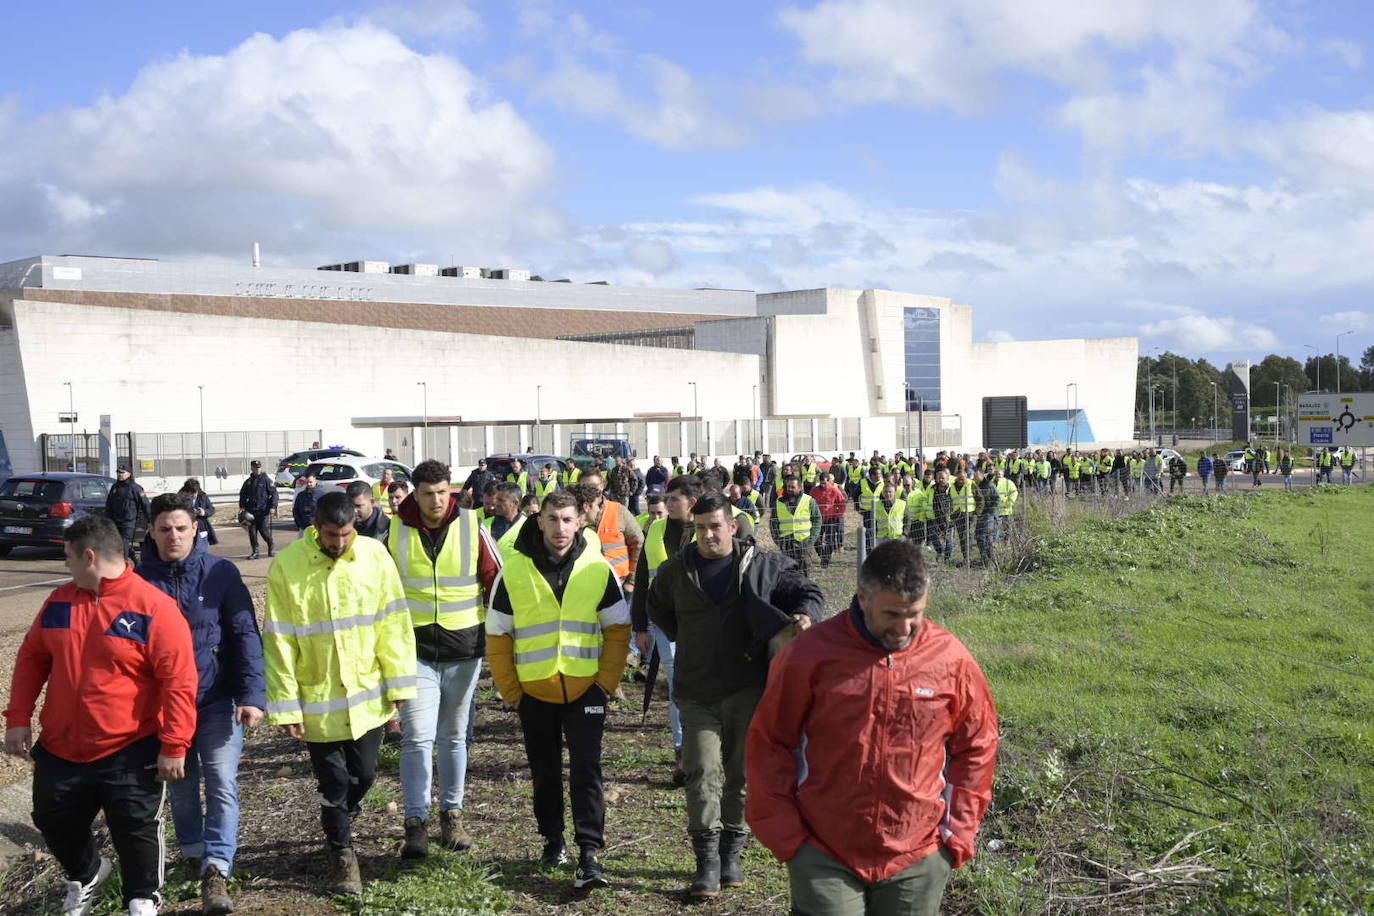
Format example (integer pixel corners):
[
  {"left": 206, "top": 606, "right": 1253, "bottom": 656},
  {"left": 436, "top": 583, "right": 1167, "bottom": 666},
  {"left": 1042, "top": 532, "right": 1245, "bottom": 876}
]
[{"left": 903, "top": 307, "right": 941, "bottom": 412}]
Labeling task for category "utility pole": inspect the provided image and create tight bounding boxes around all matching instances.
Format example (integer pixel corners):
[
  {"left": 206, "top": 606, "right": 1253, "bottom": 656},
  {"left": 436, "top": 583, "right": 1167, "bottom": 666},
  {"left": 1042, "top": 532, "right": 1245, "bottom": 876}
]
[
  {"left": 198, "top": 385, "right": 207, "bottom": 481},
  {"left": 1337, "top": 330, "right": 1354, "bottom": 394}
]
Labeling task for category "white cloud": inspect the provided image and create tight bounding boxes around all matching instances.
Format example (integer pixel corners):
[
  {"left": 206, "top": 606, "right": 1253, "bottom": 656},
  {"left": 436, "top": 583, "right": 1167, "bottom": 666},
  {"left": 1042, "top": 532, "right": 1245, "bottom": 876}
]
[
  {"left": 0, "top": 25, "right": 560, "bottom": 263},
  {"left": 1140, "top": 314, "right": 1280, "bottom": 351},
  {"left": 365, "top": 0, "right": 480, "bottom": 38}
]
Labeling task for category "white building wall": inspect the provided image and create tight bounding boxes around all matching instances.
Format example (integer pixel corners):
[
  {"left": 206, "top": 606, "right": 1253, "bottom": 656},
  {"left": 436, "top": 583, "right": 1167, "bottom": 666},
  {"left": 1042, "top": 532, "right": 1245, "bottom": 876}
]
[{"left": 6, "top": 298, "right": 759, "bottom": 468}]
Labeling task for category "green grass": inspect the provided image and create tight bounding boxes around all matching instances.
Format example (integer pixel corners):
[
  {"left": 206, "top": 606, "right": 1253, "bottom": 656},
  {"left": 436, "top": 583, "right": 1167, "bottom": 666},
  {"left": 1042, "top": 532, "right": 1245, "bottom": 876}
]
[
  {"left": 351, "top": 850, "right": 511, "bottom": 915},
  {"left": 938, "top": 485, "right": 1374, "bottom": 914}
]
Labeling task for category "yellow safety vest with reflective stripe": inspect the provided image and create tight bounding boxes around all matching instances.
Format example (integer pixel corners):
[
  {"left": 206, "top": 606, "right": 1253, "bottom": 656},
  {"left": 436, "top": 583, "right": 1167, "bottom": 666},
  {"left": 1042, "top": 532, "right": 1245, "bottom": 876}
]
[
  {"left": 374, "top": 480, "right": 395, "bottom": 515},
  {"left": 263, "top": 527, "right": 417, "bottom": 742},
  {"left": 483, "top": 514, "right": 526, "bottom": 558},
  {"left": 775, "top": 494, "right": 815, "bottom": 542},
  {"left": 507, "top": 471, "right": 529, "bottom": 493},
  {"left": 644, "top": 517, "right": 671, "bottom": 582},
  {"left": 846, "top": 464, "right": 862, "bottom": 485},
  {"left": 800, "top": 463, "right": 818, "bottom": 484},
  {"left": 388, "top": 510, "right": 483, "bottom": 632},
  {"left": 995, "top": 478, "right": 1018, "bottom": 517},
  {"left": 560, "top": 467, "right": 581, "bottom": 486},
  {"left": 1038, "top": 460, "right": 1051, "bottom": 479},
  {"left": 504, "top": 543, "right": 608, "bottom": 683},
  {"left": 860, "top": 477, "right": 882, "bottom": 511},
  {"left": 533, "top": 476, "right": 558, "bottom": 500},
  {"left": 875, "top": 499, "right": 905, "bottom": 541},
  {"left": 951, "top": 480, "right": 975, "bottom": 514},
  {"left": 906, "top": 486, "right": 933, "bottom": 522},
  {"left": 1066, "top": 457, "right": 1080, "bottom": 479}
]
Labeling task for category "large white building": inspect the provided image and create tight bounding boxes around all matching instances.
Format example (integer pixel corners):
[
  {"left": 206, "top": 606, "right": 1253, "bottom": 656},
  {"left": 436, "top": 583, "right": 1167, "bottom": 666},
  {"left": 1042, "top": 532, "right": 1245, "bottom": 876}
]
[{"left": 0, "top": 254, "right": 1136, "bottom": 477}]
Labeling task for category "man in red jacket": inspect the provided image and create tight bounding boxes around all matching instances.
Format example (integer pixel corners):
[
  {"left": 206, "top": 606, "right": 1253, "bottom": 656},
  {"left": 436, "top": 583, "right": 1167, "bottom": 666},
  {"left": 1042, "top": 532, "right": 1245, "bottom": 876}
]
[
  {"left": 746, "top": 539, "right": 998, "bottom": 916},
  {"left": 4, "top": 515, "right": 198, "bottom": 916}
]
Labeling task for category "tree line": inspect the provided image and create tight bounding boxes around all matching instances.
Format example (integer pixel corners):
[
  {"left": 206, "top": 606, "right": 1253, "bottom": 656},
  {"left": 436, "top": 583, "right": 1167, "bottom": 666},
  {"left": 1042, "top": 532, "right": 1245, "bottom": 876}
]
[{"left": 1135, "top": 345, "right": 1373, "bottom": 427}]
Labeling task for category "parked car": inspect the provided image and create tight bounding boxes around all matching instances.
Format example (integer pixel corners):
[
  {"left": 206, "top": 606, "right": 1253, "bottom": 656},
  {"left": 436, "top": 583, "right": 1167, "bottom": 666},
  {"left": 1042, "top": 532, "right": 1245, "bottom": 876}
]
[
  {"left": 293, "top": 457, "right": 412, "bottom": 498},
  {"left": 0, "top": 473, "right": 144, "bottom": 556},
  {"left": 788, "top": 453, "right": 833, "bottom": 472},
  {"left": 485, "top": 454, "right": 569, "bottom": 480},
  {"left": 276, "top": 447, "right": 367, "bottom": 487}
]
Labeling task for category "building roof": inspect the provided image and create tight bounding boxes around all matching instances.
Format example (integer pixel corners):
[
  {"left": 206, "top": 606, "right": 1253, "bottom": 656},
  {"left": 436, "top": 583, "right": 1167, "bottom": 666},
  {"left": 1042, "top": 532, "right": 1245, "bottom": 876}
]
[{"left": 14, "top": 287, "right": 705, "bottom": 340}]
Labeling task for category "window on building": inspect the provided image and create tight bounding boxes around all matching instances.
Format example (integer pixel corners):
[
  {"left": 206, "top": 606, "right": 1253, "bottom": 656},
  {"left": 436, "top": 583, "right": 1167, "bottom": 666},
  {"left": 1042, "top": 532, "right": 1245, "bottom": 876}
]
[{"left": 903, "top": 307, "right": 941, "bottom": 412}]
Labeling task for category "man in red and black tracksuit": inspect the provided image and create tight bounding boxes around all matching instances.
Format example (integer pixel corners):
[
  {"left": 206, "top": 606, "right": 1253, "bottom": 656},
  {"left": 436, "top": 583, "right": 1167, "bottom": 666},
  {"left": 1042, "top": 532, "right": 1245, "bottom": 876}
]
[{"left": 4, "top": 515, "right": 198, "bottom": 916}]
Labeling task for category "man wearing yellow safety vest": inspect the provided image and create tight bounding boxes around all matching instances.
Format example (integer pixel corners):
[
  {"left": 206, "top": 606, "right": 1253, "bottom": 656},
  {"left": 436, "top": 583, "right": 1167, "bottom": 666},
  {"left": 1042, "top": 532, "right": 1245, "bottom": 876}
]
[
  {"left": 373, "top": 467, "right": 397, "bottom": 517},
  {"left": 646, "top": 492, "right": 824, "bottom": 899},
  {"left": 905, "top": 473, "right": 933, "bottom": 546},
  {"left": 770, "top": 475, "right": 822, "bottom": 576},
  {"left": 486, "top": 491, "right": 631, "bottom": 890},
  {"left": 993, "top": 467, "right": 1018, "bottom": 543},
  {"left": 264, "top": 491, "right": 417, "bottom": 897},
  {"left": 533, "top": 463, "right": 560, "bottom": 501},
  {"left": 485, "top": 482, "right": 527, "bottom": 556},
  {"left": 559, "top": 458, "right": 581, "bottom": 489},
  {"left": 637, "top": 493, "right": 668, "bottom": 532},
  {"left": 631, "top": 474, "right": 704, "bottom": 786},
  {"left": 389, "top": 461, "right": 502, "bottom": 860},
  {"left": 874, "top": 484, "right": 906, "bottom": 544},
  {"left": 949, "top": 468, "right": 977, "bottom": 565},
  {"left": 857, "top": 465, "right": 885, "bottom": 551},
  {"left": 506, "top": 458, "right": 533, "bottom": 498}
]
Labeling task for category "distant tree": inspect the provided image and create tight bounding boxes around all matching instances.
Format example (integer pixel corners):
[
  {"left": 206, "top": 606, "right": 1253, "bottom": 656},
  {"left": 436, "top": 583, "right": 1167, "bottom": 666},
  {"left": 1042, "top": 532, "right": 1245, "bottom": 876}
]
[{"left": 1361, "top": 344, "right": 1374, "bottom": 391}]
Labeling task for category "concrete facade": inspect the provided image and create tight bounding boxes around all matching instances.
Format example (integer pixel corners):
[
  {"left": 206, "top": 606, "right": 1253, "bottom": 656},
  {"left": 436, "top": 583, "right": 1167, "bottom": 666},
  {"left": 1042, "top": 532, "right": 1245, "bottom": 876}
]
[{"left": 0, "top": 254, "right": 1137, "bottom": 475}]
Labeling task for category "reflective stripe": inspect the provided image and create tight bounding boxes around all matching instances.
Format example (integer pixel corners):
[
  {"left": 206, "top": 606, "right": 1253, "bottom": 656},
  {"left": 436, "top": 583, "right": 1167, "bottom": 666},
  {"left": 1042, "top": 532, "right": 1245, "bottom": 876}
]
[
  {"left": 406, "top": 595, "right": 482, "bottom": 614},
  {"left": 300, "top": 684, "right": 384, "bottom": 716},
  {"left": 514, "top": 619, "right": 562, "bottom": 640},
  {"left": 515, "top": 645, "right": 559, "bottom": 666},
  {"left": 600, "top": 538, "right": 626, "bottom": 553},
  {"left": 263, "top": 607, "right": 399, "bottom": 639},
  {"left": 562, "top": 618, "right": 600, "bottom": 635},
  {"left": 434, "top": 575, "right": 477, "bottom": 588},
  {"left": 562, "top": 645, "right": 601, "bottom": 660},
  {"left": 266, "top": 698, "right": 302, "bottom": 715},
  {"left": 383, "top": 676, "right": 415, "bottom": 692}
]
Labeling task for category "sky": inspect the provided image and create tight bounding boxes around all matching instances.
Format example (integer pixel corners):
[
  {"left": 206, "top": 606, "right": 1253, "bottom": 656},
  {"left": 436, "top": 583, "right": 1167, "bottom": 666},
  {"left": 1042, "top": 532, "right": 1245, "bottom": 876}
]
[{"left": 2, "top": 0, "right": 1374, "bottom": 364}]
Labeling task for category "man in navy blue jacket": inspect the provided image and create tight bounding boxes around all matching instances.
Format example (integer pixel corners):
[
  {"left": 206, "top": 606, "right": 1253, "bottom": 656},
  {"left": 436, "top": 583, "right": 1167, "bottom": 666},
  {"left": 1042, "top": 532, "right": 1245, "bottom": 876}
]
[{"left": 137, "top": 493, "right": 264, "bottom": 916}]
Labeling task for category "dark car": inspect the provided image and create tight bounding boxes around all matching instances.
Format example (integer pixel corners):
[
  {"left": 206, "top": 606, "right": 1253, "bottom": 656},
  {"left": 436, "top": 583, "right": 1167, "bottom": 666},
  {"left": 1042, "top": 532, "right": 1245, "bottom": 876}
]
[
  {"left": 485, "top": 454, "right": 568, "bottom": 481},
  {"left": 0, "top": 473, "right": 142, "bottom": 557}
]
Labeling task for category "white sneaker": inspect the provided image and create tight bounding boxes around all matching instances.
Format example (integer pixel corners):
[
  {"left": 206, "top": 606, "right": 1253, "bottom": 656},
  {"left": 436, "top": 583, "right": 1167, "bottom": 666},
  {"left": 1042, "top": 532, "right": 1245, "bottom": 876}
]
[
  {"left": 127, "top": 897, "right": 159, "bottom": 916},
  {"left": 62, "top": 855, "right": 112, "bottom": 915}
]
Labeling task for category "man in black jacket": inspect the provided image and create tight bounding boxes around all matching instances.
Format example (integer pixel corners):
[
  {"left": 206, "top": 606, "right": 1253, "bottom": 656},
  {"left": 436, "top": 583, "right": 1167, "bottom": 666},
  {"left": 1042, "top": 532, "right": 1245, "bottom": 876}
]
[
  {"left": 104, "top": 466, "right": 149, "bottom": 560},
  {"left": 347, "top": 480, "right": 389, "bottom": 542},
  {"left": 647, "top": 493, "right": 824, "bottom": 900},
  {"left": 237, "top": 460, "right": 278, "bottom": 559}
]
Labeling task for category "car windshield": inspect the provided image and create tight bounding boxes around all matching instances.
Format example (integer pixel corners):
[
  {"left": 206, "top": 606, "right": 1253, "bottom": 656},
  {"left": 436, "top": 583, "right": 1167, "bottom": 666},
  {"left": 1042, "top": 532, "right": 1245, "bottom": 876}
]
[{"left": 0, "top": 479, "right": 66, "bottom": 500}]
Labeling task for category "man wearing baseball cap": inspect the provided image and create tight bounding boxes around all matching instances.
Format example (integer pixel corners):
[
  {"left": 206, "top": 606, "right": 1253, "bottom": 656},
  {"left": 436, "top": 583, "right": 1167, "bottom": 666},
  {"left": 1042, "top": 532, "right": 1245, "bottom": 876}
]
[{"left": 237, "top": 461, "right": 278, "bottom": 560}]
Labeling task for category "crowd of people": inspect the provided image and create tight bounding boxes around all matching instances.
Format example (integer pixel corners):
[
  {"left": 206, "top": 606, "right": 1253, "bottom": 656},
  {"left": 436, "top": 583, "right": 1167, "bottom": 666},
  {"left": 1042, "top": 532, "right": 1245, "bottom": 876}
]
[{"left": 15, "top": 432, "right": 1360, "bottom": 915}]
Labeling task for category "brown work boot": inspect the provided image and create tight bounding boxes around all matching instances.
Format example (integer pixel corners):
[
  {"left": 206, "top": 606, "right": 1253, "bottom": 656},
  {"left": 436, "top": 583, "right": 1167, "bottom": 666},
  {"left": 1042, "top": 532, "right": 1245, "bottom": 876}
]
[
  {"left": 401, "top": 816, "right": 429, "bottom": 859},
  {"left": 440, "top": 809, "right": 473, "bottom": 851},
  {"left": 329, "top": 846, "right": 363, "bottom": 896},
  {"left": 200, "top": 864, "right": 234, "bottom": 915}
]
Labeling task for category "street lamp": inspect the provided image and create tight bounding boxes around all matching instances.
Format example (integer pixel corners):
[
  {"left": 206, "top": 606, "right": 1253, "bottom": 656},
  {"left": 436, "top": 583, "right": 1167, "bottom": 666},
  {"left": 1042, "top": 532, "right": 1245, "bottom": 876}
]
[
  {"left": 688, "top": 381, "right": 699, "bottom": 456},
  {"left": 198, "top": 385, "right": 207, "bottom": 481},
  {"left": 62, "top": 381, "right": 74, "bottom": 470},
  {"left": 1209, "top": 381, "right": 1218, "bottom": 444},
  {"left": 1336, "top": 330, "right": 1355, "bottom": 394},
  {"left": 1303, "top": 344, "right": 1320, "bottom": 392},
  {"left": 417, "top": 382, "right": 428, "bottom": 461},
  {"left": 1065, "top": 382, "right": 1077, "bottom": 448},
  {"left": 751, "top": 384, "right": 758, "bottom": 454}
]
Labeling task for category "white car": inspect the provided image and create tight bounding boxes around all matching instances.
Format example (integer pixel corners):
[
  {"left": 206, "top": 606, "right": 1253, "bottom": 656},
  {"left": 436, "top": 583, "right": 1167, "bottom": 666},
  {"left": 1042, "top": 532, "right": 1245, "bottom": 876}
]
[
  {"left": 1223, "top": 449, "right": 1248, "bottom": 472},
  {"left": 293, "top": 457, "right": 412, "bottom": 498}
]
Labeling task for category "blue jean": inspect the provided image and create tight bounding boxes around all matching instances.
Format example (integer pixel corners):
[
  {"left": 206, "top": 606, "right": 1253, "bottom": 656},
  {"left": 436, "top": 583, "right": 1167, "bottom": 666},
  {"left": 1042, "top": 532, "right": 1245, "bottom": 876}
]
[
  {"left": 648, "top": 623, "right": 682, "bottom": 749},
  {"left": 169, "top": 696, "right": 243, "bottom": 876},
  {"left": 400, "top": 657, "right": 481, "bottom": 820}
]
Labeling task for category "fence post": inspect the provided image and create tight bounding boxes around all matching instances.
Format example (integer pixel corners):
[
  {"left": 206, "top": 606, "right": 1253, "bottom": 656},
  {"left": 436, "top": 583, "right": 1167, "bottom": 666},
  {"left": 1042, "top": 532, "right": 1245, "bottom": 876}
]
[{"left": 855, "top": 507, "right": 869, "bottom": 590}]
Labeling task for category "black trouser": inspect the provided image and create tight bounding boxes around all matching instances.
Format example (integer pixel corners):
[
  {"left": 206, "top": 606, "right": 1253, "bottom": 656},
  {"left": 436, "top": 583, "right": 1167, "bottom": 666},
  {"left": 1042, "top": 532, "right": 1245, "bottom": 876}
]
[
  {"left": 952, "top": 513, "right": 973, "bottom": 561},
  {"left": 779, "top": 538, "right": 812, "bottom": 576},
  {"left": 906, "top": 519, "right": 927, "bottom": 546},
  {"left": 517, "top": 686, "right": 608, "bottom": 851},
  {"left": 32, "top": 735, "right": 166, "bottom": 907},
  {"left": 1169, "top": 474, "right": 1185, "bottom": 492},
  {"left": 115, "top": 523, "right": 137, "bottom": 560},
  {"left": 306, "top": 725, "right": 384, "bottom": 849},
  {"left": 246, "top": 509, "right": 275, "bottom": 555},
  {"left": 818, "top": 519, "right": 842, "bottom": 562},
  {"left": 927, "top": 521, "right": 951, "bottom": 561}
]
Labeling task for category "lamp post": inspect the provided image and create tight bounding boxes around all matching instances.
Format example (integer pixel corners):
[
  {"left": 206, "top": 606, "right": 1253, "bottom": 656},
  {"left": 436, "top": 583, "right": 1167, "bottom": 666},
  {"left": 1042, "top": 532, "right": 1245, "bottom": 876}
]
[
  {"left": 751, "top": 384, "right": 758, "bottom": 454},
  {"left": 417, "top": 382, "right": 428, "bottom": 462},
  {"left": 1336, "top": 330, "right": 1355, "bottom": 394},
  {"left": 535, "top": 384, "right": 542, "bottom": 451},
  {"left": 1065, "top": 382, "right": 1076, "bottom": 448},
  {"left": 688, "top": 381, "right": 699, "bottom": 456},
  {"left": 1171, "top": 357, "right": 1178, "bottom": 444},
  {"left": 1303, "top": 343, "right": 1320, "bottom": 392},
  {"left": 917, "top": 392, "right": 925, "bottom": 460},
  {"left": 1209, "top": 381, "right": 1218, "bottom": 444},
  {"left": 198, "top": 385, "right": 207, "bottom": 481},
  {"left": 62, "top": 381, "right": 74, "bottom": 470}
]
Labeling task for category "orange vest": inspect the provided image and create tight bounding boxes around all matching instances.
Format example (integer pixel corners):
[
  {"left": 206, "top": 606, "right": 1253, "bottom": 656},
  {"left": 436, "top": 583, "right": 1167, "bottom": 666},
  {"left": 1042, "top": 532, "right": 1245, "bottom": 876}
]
[{"left": 597, "top": 499, "right": 631, "bottom": 579}]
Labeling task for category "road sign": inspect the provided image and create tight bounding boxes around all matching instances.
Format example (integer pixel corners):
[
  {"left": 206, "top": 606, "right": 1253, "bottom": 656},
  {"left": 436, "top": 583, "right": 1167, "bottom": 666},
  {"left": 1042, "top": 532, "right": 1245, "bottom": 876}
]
[
  {"left": 1296, "top": 394, "right": 1374, "bottom": 447},
  {"left": 58, "top": 412, "right": 77, "bottom": 423}
]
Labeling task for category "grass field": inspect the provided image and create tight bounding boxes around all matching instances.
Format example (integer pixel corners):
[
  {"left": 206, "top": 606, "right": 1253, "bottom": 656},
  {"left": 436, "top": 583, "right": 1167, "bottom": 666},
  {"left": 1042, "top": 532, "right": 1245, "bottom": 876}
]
[{"left": 1, "top": 486, "right": 1370, "bottom": 914}]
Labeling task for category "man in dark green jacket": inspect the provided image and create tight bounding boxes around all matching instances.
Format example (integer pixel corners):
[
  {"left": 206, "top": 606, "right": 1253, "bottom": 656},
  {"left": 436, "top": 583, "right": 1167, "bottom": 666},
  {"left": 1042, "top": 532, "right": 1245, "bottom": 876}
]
[{"left": 647, "top": 493, "right": 824, "bottom": 901}]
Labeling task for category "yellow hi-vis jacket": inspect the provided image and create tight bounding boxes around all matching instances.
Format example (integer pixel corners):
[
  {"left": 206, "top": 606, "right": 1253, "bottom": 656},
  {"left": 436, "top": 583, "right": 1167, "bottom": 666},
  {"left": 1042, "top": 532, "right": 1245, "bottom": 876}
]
[
  {"left": 643, "top": 517, "right": 672, "bottom": 583},
  {"left": 906, "top": 485, "right": 933, "bottom": 522},
  {"left": 483, "top": 514, "right": 526, "bottom": 558},
  {"left": 374, "top": 480, "right": 395, "bottom": 515},
  {"left": 951, "top": 480, "right": 975, "bottom": 514},
  {"left": 775, "top": 494, "right": 816, "bottom": 542},
  {"left": 264, "top": 528, "right": 416, "bottom": 742},
  {"left": 533, "top": 476, "right": 558, "bottom": 500},
  {"left": 503, "top": 546, "right": 608, "bottom": 683},
  {"left": 875, "top": 499, "right": 906, "bottom": 541},
  {"left": 389, "top": 510, "right": 484, "bottom": 633},
  {"left": 860, "top": 477, "right": 883, "bottom": 511},
  {"left": 994, "top": 478, "right": 1019, "bottom": 517}
]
